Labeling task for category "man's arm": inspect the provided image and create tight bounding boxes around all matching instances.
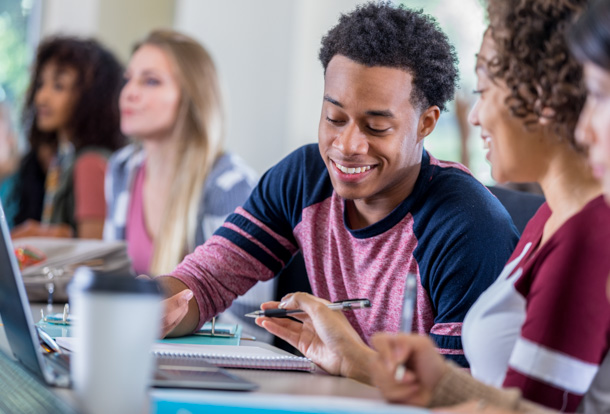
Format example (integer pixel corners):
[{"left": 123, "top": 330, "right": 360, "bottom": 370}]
[{"left": 415, "top": 174, "right": 519, "bottom": 367}]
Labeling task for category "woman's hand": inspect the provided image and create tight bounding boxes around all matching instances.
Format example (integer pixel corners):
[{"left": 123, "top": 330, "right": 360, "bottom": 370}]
[
  {"left": 370, "top": 333, "right": 448, "bottom": 407},
  {"left": 255, "top": 292, "right": 376, "bottom": 383},
  {"left": 434, "top": 401, "right": 521, "bottom": 414}
]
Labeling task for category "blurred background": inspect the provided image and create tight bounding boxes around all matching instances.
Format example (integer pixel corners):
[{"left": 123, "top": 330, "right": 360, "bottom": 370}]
[{"left": 0, "top": 0, "right": 490, "bottom": 182}]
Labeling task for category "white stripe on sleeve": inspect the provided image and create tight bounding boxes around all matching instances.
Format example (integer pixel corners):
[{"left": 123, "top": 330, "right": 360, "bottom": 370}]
[{"left": 509, "top": 337, "right": 599, "bottom": 395}]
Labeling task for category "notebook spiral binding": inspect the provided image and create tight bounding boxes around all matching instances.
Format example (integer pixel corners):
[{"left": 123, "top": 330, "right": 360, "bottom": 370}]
[{"left": 154, "top": 351, "right": 315, "bottom": 372}]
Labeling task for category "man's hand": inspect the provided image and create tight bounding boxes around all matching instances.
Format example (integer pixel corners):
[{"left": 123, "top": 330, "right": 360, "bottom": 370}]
[
  {"left": 255, "top": 292, "right": 376, "bottom": 383},
  {"left": 370, "top": 333, "right": 448, "bottom": 407},
  {"left": 161, "top": 289, "right": 194, "bottom": 337},
  {"left": 155, "top": 276, "right": 200, "bottom": 338}
]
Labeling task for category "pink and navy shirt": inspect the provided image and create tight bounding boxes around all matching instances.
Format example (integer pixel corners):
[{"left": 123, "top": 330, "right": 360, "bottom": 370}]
[
  {"left": 463, "top": 196, "right": 610, "bottom": 411},
  {"left": 172, "top": 144, "right": 519, "bottom": 367}
]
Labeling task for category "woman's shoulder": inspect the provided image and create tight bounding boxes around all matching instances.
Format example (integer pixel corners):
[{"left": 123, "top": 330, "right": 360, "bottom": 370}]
[
  {"left": 73, "top": 150, "right": 108, "bottom": 174},
  {"left": 561, "top": 195, "right": 610, "bottom": 241},
  {"left": 207, "top": 152, "right": 258, "bottom": 190},
  {"left": 106, "top": 144, "right": 143, "bottom": 175}
]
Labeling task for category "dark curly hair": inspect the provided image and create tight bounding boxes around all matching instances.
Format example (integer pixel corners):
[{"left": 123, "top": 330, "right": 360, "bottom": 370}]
[
  {"left": 568, "top": 0, "right": 610, "bottom": 70},
  {"left": 319, "top": 1, "right": 459, "bottom": 112},
  {"left": 22, "top": 36, "right": 125, "bottom": 153},
  {"left": 485, "top": 0, "right": 587, "bottom": 148}
]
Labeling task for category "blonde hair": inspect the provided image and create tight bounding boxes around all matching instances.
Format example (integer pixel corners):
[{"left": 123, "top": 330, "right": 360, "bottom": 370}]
[{"left": 136, "top": 30, "right": 224, "bottom": 275}]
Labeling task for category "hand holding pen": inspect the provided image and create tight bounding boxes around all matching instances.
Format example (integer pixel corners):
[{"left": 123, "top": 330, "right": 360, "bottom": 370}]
[
  {"left": 370, "top": 273, "right": 448, "bottom": 406},
  {"left": 253, "top": 292, "right": 377, "bottom": 383},
  {"left": 370, "top": 333, "right": 448, "bottom": 406}
]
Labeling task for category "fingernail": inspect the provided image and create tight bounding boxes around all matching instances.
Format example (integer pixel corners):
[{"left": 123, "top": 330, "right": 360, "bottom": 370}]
[
  {"left": 183, "top": 290, "right": 194, "bottom": 300},
  {"left": 279, "top": 301, "right": 287, "bottom": 309}
]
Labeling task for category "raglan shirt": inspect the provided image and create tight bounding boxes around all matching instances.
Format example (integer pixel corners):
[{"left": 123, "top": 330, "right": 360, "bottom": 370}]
[
  {"left": 462, "top": 196, "right": 610, "bottom": 411},
  {"left": 171, "top": 144, "right": 519, "bottom": 367}
]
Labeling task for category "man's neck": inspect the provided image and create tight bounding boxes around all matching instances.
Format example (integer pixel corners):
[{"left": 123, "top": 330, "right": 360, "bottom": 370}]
[{"left": 346, "top": 162, "right": 421, "bottom": 230}]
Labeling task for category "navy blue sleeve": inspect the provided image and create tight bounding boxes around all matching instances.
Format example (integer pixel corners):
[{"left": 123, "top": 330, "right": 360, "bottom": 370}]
[{"left": 413, "top": 169, "right": 519, "bottom": 367}]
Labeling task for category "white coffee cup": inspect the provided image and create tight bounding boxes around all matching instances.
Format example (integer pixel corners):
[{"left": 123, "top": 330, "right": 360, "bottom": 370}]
[{"left": 68, "top": 268, "right": 162, "bottom": 414}]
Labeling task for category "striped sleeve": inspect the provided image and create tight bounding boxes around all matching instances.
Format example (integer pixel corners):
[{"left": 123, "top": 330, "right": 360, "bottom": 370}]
[
  {"left": 172, "top": 207, "right": 300, "bottom": 329},
  {"left": 504, "top": 202, "right": 610, "bottom": 411},
  {"left": 170, "top": 146, "right": 324, "bottom": 329}
]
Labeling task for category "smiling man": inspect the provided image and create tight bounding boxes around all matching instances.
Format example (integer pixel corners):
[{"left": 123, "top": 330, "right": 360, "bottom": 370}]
[{"left": 157, "top": 2, "right": 519, "bottom": 370}]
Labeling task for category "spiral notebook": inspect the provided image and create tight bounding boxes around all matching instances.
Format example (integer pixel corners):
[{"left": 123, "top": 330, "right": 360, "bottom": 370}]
[
  {"left": 153, "top": 343, "right": 315, "bottom": 372},
  {"left": 56, "top": 338, "right": 315, "bottom": 372}
]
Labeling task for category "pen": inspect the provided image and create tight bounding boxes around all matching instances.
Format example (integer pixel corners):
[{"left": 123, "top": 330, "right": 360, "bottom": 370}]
[
  {"left": 395, "top": 273, "right": 417, "bottom": 381},
  {"left": 245, "top": 298, "right": 371, "bottom": 318}
]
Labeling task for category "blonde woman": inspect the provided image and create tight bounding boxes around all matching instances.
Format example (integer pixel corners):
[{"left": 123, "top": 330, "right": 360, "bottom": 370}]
[{"left": 104, "top": 30, "right": 272, "bottom": 339}]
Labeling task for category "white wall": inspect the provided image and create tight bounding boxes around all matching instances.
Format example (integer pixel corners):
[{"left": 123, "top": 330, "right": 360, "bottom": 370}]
[
  {"left": 174, "top": 0, "right": 364, "bottom": 174},
  {"left": 41, "top": 0, "right": 100, "bottom": 38},
  {"left": 39, "top": 0, "right": 175, "bottom": 63}
]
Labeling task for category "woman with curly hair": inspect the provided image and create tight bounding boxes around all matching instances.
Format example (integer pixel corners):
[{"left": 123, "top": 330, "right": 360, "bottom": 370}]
[
  {"left": 367, "top": 0, "right": 610, "bottom": 412},
  {"left": 9, "top": 36, "right": 125, "bottom": 238},
  {"left": 259, "top": 0, "right": 610, "bottom": 412}
]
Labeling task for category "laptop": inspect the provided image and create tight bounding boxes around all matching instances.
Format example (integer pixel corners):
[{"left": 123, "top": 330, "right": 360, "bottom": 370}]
[{"left": 0, "top": 203, "right": 257, "bottom": 392}]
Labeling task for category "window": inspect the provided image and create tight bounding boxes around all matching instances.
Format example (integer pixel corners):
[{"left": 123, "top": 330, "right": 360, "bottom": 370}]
[
  {"left": 0, "top": 0, "right": 40, "bottom": 143},
  {"left": 400, "top": 0, "right": 491, "bottom": 183}
]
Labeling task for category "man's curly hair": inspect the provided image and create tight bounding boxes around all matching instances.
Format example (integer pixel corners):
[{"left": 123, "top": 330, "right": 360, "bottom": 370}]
[
  {"left": 486, "top": 0, "right": 587, "bottom": 148},
  {"left": 319, "top": 2, "right": 459, "bottom": 112}
]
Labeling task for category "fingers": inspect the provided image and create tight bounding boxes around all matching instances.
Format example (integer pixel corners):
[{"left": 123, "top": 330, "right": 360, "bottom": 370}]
[
  {"left": 160, "top": 289, "right": 194, "bottom": 338},
  {"left": 260, "top": 301, "right": 280, "bottom": 310},
  {"left": 371, "top": 333, "right": 412, "bottom": 371},
  {"left": 255, "top": 316, "right": 304, "bottom": 348},
  {"left": 280, "top": 292, "right": 331, "bottom": 312}
]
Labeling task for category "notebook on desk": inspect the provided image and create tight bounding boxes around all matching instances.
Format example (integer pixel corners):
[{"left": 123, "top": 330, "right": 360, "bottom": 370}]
[
  {"left": 56, "top": 338, "right": 315, "bottom": 372},
  {"left": 0, "top": 202, "right": 256, "bottom": 392}
]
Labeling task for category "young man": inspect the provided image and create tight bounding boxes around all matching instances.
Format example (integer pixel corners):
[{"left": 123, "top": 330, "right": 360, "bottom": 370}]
[{"left": 158, "top": 3, "right": 518, "bottom": 370}]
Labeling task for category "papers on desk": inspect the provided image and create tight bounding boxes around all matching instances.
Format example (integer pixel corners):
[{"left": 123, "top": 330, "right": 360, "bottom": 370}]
[
  {"left": 14, "top": 237, "right": 131, "bottom": 302},
  {"left": 17, "top": 238, "right": 130, "bottom": 276},
  {"left": 55, "top": 338, "right": 315, "bottom": 372},
  {"left": 151, "top": 390, "right": 430, "bottom": 414}
]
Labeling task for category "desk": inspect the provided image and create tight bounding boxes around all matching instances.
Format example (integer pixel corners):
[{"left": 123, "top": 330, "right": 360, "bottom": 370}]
[{"left": 0, "top": 303, "right": 428, "bottom": 414}]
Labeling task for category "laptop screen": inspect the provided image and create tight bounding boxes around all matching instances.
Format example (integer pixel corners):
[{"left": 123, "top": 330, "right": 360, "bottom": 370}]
[{"left": 0, "top": 202, "right": 47, "bottom": 379}]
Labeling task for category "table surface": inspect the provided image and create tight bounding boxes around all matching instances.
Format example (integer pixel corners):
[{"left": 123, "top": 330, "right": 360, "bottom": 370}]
[{"left": 0, "top": 302, "right": 417, "bottom": 413}]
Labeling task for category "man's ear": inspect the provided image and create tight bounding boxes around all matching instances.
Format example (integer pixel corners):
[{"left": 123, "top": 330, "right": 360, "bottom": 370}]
[{"left": 417, "top": 105, "right": 440, "bottom": 142}]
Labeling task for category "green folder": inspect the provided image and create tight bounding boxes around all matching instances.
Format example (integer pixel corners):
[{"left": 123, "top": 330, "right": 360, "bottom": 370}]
[
  {"left": 158, "top": 323, "right": 241, "bottom": 346},
  {"left": 37, "top": 319, "right": 242, "bottom": 346}
]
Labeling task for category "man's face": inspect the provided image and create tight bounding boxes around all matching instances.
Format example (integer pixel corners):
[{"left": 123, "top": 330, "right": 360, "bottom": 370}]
[{"left": 318, "top": 55, "right": 428, "bottom": 209}]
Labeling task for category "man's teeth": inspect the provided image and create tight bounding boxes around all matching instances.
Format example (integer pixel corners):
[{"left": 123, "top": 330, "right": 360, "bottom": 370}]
[
  {"left": 483, "top": 137, "right": 492, "bottom": 150},
  {"left": 335, "top": 162, "right": 371, "bottom": 174}
]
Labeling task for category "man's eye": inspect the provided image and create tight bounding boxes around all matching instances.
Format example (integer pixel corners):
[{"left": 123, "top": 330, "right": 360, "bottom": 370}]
[
  {"left": 326, "top": 117, "right": 344, "bottom": 124},
  {"left": 368, "top": 126, "right": 390, "bottom": 133}
]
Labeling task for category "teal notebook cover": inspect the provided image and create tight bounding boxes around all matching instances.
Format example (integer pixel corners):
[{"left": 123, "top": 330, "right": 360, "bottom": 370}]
[
  {"left": 36, "top": 319, "right": 74, "bottom": 338},
  {"left": 37, "top": 319, "right": 241, "bottom": 347},
  {"left": 158, "top": 324, "right": 241, "bottom": 346}
]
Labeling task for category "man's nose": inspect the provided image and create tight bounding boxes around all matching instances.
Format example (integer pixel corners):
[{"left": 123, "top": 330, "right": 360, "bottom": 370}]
[{"left": 334, "top": 123, "right": 368, "bottom": 155}]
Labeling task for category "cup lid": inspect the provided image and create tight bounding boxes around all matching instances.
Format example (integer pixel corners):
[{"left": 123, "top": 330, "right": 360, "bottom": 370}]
[{"left": 69, "top": 267, "right": 161, "bottom": 295}]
